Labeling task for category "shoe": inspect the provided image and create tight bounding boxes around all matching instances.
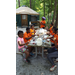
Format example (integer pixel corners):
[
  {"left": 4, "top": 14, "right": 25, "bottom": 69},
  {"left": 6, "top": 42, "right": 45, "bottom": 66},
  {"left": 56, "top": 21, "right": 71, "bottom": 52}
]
[
  {"left": 56, "top": 58, "right": 58, "bottom": 62},
  {"left": 29, "top": 54, "right": 33, "bottom": 57},
  {"left": 30, "top": 52, "right": 34, "bottom": 56},
  {"left": 54, "top": 58, "right": 58, "bottom": 63},
  {"left": 26, "top": 59, "right": 31, "bottom": 63},
  {"left": 50, "top": 65, "right": 57, "bottom": 72},
  {"left": 23, "top": 59, "right": 27, "bottom": 63}
]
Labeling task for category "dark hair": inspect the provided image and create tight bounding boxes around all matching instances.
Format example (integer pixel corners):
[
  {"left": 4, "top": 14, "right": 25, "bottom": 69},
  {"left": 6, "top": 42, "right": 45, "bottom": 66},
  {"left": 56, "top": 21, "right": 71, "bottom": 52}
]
[
  {"left": 51, "top": 44, "right": 55, "bottom": 46},
  {"left": 54, "top": 28, "right": 58, "bottom": 34},
  {"left": 31, "top": 24, "right": 34, "bottom": 28},
  {"left": 51, "top": 22, "right": 53, "bottom": 25},
  {"left": 18, "top": 31, "right": 23, "bottom": 36},
  {"left": 26, "top": 27, "right": 30, "bottom": 31},
  {"left": 53, "top": 26, "right": 56, "bottom": 30}
]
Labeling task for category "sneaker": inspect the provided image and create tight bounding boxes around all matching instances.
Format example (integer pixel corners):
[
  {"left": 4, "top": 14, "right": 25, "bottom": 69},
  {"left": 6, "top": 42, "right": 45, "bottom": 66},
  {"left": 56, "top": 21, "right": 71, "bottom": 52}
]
[
  {"left": 26, "top": 59, "right": 31, "bottom": 63},
  {"left": 23, "top": 59, "right": 27, "bottom": 63},
  {"left": 54, "top": 58, "right": 58, "bottom": 63},
  {"left": 50, "top": 65, "right": 57, "bottom": 72},
  {"left": 56, "top": 58, "right": 58, "bottom": 62}
]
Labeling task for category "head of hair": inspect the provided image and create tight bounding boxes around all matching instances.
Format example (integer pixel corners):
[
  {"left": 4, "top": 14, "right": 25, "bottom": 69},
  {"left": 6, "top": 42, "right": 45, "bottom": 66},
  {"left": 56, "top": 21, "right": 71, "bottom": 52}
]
[
  {"left": 18, "top": 31, "right": 23, "bottom": 36},
  {"left": 31, "top": 24, "right": 34, "bottom": 28},
  {"left": 51, "top": 22, "right": 53, "bottom": 25},
  {"left": 51, "top": 44, "right": 55, "bottom": 46},
  {"left": 54, "top": 28, "right": 58, "bottom": 34},
  {"left": 53, "top": 26, "right": 56, "bottom": 30},
  {"left": 26, "top": 27, "right": 30, "bottom": 31}
]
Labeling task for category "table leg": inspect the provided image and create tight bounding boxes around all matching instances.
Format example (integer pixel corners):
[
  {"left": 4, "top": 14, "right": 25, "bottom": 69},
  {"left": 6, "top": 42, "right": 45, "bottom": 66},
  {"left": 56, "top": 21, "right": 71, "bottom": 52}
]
[
  {"left": 33, "top": 47, "right": 37, "bottom": 58},
  {"left": 42, "top": 47, "right": 47, "bottom": 60},
  {"left": 42, "top": 47, "right": 44, "bottom": 57}
]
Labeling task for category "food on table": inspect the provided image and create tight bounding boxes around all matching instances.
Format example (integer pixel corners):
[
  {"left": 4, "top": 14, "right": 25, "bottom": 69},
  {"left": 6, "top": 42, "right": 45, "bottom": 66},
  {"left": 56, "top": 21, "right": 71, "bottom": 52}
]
[{"left": 47, "top": 39, "right": 50, "bottom": 42}]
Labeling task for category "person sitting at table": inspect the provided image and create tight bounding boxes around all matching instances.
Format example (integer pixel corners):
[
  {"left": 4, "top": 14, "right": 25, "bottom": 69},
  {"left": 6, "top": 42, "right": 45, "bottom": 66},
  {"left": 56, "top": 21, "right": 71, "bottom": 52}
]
[
  {"left": 46, "top": 22, "right": 54, "bottom": 35},
  {"left": 17, "top": 30, "right": 30, "bottom": 63},
  {"left": 47, "top": 28, "right": 58, "bottom": 71},
  {"left": 47, "top": 28, "right": 58, "bottom": 72},
  {"left": 23, "top": 27, "right": 35, "bottom": 56},
  {"left": 30, "top": 24, "right": 36, "bottom": 35},
  {"left": 46, "top": 27, "right": 56, "bottom": 44},
  {"left": 39, "top": 17, "right": 46, "bottom": 29}
]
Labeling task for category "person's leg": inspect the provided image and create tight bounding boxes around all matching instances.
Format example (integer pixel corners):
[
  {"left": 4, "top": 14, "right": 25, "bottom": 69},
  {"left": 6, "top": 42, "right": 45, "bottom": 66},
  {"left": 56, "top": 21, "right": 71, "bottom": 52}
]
[
  {"left": 47, "top": 51, "right": 58, "bottom": 66},
  {"left": 19, "top": 47, "right": 30, "bottom": 63},
  {"left": 47, "top": 51, "right": 58, "bottom": 71},
  {"left": 24, "top": 50, "right": 29, "bottom": 59},
  {"left": 47, "top": 48, "right": 54, "bottom": 53},
  {"left": 27, "top": 46, "right": 31, "bottom": 53}
]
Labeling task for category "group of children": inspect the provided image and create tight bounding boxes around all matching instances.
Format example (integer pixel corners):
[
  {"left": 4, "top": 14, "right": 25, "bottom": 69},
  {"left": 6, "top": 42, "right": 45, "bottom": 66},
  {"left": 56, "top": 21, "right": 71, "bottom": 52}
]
[
  {"left": 17, "top": 25, "right": 35, "bottom": 63},
  {"left": 38, "top": 17, "right": 58, "bottom": 71},
  {"left": 17, "top": 17, "right": 58, "bottom": 71}
]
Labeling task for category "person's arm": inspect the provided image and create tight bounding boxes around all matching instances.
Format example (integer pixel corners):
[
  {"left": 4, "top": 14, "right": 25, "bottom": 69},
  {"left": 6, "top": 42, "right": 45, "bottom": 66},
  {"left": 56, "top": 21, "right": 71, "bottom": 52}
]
[
  {"left": 54, "top": 38, "right": 58, "bottom": 50},
  {"left": 41, "top": 22, "right": 45, "bottom": 26},
  {"left": 18, "top": 41, "right": 29, "bottom": 46},
  {"left": 25, "top": 36, "right": 32, "bottom": 40},
  {"left": 25, "top": 35, "right": 35, "bottom": 40}
]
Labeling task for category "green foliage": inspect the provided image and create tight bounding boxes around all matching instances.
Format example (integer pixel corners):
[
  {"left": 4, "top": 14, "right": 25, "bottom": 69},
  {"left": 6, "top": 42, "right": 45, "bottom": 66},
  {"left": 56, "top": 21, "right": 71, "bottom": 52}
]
[{"left": 16, "top": 0, "right": 58, "bottom": 22}]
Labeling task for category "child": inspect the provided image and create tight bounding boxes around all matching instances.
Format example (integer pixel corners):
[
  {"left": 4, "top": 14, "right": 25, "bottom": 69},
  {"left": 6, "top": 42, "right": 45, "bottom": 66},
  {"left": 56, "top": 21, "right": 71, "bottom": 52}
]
[
  {"left": 23, "top": 27, "right": 35, "bottom": 56},
  {"left": 17, "top": 31, "right": 30, "bottom": 63},
  {"left": 30, "top": 24, "right": 36, "bottom": 35}
]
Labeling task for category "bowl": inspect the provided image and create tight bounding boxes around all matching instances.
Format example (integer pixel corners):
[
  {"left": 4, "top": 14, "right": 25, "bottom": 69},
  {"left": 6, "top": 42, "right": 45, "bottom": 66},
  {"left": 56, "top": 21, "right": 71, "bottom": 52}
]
[
  {"left": 47, "top": 39, "right": 50, "bottom": 42},
  {"left": 44, "top": 35, "right": 48, "bottom": 39},
  {"left": 35, "top": 36, "right": 38, "bottom": 38}
]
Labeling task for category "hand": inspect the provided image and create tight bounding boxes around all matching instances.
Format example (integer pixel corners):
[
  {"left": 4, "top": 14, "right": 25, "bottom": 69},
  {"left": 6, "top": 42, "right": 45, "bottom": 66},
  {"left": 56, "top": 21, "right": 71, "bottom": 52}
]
[
  {"left": 46, "top": 32, "right": 50, "bottom": 35},
  {"left": 46, "top": 37, "right": 49, "bottom": 39},
  {"left": 32, "top": 35, "right": 35, "bottom": 37},
  {"left": 53, "top": 37, "right": 56, "bottom": 41},
  {"left": 27, "top": 41, "right": 30, "bottom": 44},
  {"left": 37, "top": 34, "right": 39, "bottom": 36}
]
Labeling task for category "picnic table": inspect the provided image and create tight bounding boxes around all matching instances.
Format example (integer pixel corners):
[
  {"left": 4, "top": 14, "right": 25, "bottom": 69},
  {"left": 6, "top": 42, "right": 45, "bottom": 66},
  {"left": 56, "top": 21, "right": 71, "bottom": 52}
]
[{"left": 28, "top": 28, "right": 52, "bottom": 59}]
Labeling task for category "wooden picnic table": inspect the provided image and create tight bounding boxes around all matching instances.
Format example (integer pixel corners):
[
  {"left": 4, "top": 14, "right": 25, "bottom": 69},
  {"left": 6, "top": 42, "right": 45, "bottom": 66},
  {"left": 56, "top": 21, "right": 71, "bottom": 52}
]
[
  {"left": 28, "top": 43, "right": 51, "bottom": 59},
  {"left": 28, "top": 33, "right": 52, "bottom": 59}
]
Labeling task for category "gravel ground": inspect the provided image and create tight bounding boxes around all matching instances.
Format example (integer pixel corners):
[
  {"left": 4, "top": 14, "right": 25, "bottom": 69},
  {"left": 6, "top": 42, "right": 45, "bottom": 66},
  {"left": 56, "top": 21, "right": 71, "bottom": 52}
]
[
  {"left": 16, "top": 54, "right": 58, "bottom": 75},
  {"left": 16, "top": 27, "right": 58, "bottom": 75}
]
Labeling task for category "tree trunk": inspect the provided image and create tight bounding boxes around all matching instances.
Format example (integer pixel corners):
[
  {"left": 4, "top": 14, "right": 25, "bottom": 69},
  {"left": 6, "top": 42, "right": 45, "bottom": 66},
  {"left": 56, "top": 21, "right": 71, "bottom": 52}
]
[
  {"left": 48, "top": 12, "right": 49, "bottom": 24},
  {"left": 18, "top": 0, "right": 20, "bottom": 7},
  {"left": 55, "top": 13, "right": 58, "bottom": 28},
  {"left": 52, "top": 0, "right": 57, "bottom": 24},
  {"left": 50, "top": 0, "right": 52, "bottom": 23},
  {"left": 30, "top": 0, "right": 31, "bottom": 8},
  {"left": 44, "top": 0, "right": 45, "bottom": 17}
]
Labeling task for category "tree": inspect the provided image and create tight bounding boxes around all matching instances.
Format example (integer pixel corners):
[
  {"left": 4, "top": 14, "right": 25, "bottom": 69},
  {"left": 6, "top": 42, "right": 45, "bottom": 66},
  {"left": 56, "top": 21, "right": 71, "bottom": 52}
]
[
  {"left": 44, "top": 0, "right": 45, "bottom": 17},
  {"left": 18, "top": 0, "right": 20, "bottom": 7},
  {"left": 52, "top": 0, "right": 57, "bottom": 24},
  {"left": 30, "top": 0, "right": 31, "bottom": 8},
  {"left": 55, "top": 13, "right": 58, "bottom": 27}
]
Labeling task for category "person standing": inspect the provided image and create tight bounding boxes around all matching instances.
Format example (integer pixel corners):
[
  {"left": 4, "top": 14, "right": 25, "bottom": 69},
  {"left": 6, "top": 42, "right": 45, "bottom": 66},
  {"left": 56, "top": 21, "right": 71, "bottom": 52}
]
[{"left": 40, "top": 17, "right": 46, "bottom": 29}]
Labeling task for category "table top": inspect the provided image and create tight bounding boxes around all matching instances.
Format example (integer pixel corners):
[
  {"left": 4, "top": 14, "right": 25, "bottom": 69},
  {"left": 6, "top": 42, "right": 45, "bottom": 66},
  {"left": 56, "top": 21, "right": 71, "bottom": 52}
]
[
  {"left": 28, "top": 29, "right": 52, "bottom": 48},
  {"left": 28, "top": 43, "right": 51, "bottom": 48}
]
